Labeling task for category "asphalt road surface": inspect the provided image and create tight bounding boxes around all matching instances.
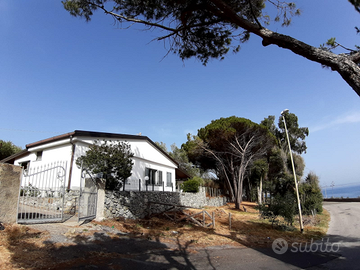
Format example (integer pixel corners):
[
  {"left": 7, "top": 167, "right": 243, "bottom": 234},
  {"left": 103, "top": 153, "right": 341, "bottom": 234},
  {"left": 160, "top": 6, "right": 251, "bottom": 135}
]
[{"left": 308, "top": 201, "right": 360, "bottom": 270}]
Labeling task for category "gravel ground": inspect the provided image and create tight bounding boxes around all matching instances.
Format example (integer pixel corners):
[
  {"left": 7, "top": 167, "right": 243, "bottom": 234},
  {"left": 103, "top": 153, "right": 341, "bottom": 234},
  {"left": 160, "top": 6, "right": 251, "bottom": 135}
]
[{"left": 26, "top": 216, "right": 131, "bottom": 245}]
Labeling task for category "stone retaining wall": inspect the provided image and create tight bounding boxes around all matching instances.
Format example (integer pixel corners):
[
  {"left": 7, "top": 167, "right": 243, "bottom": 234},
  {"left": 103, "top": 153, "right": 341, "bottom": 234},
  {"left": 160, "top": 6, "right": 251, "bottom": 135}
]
[
  {"left": 104, "top": 187, "right": 228, "bottom": 219},
  {"left": 17, "top": 189, "right": 80, "bottom": 214},
  {"left": 64, "top": 190, "right": 80, "bottom": 214}
]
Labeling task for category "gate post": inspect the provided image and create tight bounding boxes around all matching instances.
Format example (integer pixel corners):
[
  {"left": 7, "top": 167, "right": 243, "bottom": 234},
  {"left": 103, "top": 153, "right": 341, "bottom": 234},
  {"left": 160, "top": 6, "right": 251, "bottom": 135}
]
[
  {"left": 95, "top": 178, "right": 106, "bottom": 221},
  {"left": 0, "top": 164, "right": 21, "bottom": 223}
]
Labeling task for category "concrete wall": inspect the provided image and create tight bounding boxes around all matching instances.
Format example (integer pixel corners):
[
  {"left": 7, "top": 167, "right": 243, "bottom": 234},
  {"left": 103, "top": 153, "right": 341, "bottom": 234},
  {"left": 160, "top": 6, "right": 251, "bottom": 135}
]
[{"left": 0, "top": 164, "right": 21, "bottom": 223}]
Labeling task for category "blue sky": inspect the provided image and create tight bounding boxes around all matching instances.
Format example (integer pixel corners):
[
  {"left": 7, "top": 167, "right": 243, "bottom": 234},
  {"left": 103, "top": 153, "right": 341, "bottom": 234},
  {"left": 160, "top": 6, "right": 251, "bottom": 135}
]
[{"left": 1, "top": 1, "right": 359, "bottom": 188}]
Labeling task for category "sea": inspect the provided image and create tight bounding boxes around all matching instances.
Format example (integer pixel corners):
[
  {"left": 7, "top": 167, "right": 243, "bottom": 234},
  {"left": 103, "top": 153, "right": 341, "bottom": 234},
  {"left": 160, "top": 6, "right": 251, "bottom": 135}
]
[{"left": 321, "top": 183, "right": 360, "bottom": 199}]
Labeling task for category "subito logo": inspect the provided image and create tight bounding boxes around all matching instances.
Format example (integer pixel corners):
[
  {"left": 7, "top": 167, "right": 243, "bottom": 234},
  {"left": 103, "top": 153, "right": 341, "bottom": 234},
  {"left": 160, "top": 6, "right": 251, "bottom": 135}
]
[{"left": 272, "top": 238, "right": 288, "bottom": 255}]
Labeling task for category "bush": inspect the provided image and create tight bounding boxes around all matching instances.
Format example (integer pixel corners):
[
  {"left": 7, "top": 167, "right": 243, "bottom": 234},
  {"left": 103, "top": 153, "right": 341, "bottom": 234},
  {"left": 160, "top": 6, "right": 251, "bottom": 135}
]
[
  {"left": 258, "top": 191, "right": 297, "bottom": 227},
  {"left": 191, "top": 176, "right": 205, "bottom": 186},
  {"left": 300, "top": 184, "right": 323, "bottom": 214},
  {"left": 181, "top": 177, "right": 203, "bottom": 193},
  {"left": 299, "top": 172, "right": 323, "bottom": 215}
]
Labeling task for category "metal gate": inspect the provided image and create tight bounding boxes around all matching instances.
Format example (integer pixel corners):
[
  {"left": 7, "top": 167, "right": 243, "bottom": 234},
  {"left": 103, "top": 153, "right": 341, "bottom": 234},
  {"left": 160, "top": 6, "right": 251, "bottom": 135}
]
[
  {"left": 78, "top": 168, "right": 98, "bottom": 222},
  {"left": 17, "top": 161, "right": 67, "bottom": 224}
]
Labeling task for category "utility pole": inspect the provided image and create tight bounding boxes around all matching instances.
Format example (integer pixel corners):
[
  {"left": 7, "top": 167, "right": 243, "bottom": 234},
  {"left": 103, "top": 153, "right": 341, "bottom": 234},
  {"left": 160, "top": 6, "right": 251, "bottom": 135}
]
[{"left": 281, "top": 109, "right": 304, "bottom": 233}]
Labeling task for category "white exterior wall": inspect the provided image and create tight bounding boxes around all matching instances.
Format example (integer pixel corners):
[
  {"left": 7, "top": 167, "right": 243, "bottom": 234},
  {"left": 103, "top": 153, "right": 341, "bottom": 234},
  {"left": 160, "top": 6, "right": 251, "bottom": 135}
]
[
  {"left": 71, "top": 137, "right": 177, "bottom": 191},
  {"left": 70, "top": 141, "right": 89, "bottom": 189},
  {"left": 14, "top": 141, "right": 73, "bottom": 190},
  {"left": 14, "top": 135, "right": 178, "bottom": 192},
  {"left": 126, "top": 156, "right": 176, "bottom": 192},
  {"left": 15, "top": 139, "right": 73, "bottom": 166}
]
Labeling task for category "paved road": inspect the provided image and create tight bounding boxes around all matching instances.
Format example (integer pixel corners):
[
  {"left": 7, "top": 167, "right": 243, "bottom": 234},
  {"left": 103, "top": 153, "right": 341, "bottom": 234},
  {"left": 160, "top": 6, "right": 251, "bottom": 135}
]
[{"left": 308, "top": 202, "right": 360, "bottom": 270}]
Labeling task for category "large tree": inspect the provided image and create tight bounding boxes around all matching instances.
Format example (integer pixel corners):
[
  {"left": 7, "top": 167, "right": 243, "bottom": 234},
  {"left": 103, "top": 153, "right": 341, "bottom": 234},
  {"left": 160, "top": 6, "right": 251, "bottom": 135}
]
[
  {"left": 184, "top": 116, "right": 276, "bottom": 208},
  {"left": 349, "top": 0, "right": 360, "bottom": 12},
  {"left": 155, "top": 141, "right": 201, "bottom": 177},
  {"left": 76, "top": 139, "right": 134, "bottom": 190},
  {"left": 0, "top": 140, "right": 22, "bottom": 160},
  {"left": 63, "top": 0, "right": 360, "bottom": 96},
  {"left": 261, "top": 111, "right": 309, "bottom": 155}
]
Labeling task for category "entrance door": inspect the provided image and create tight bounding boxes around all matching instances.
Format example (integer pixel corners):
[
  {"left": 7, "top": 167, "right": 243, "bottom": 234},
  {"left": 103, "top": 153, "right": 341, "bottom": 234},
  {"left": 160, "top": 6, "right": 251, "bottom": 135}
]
[{"left": 17, "top": 161, "right": 67, "bottom": 224}]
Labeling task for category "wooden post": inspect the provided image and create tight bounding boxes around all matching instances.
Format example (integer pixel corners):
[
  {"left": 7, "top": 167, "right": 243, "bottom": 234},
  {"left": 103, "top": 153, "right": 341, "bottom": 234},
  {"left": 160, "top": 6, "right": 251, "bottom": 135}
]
[
  {"left": 203, "top": 211, "right": 205, "bottom": 227},
  {"left": 139, "top": 179, "right": 141, "bottom": 191},
  {"left": 212, "top": 212, "right": 215, "bottom": 228},
  {"left": 229, "top": 213, "right": 232, "bottom": 230}
]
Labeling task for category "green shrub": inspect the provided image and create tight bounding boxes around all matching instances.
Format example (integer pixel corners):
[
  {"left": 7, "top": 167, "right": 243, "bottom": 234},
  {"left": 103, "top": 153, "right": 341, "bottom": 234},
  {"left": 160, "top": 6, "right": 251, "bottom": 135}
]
[
  {"left": 300, "top": 185, "right": 323, "bottom": 214},
  {"left": 258, "top": 191, "right": 297, "bottom": 227},
  {"left": 181, "top": 178, "right": 201, "bottom": 193},
  {"left": 299, "top": 172, "right": 323, "bottom": 215},
  {"left": 191, "top": 176, "right": 205, "bottom": 186}
]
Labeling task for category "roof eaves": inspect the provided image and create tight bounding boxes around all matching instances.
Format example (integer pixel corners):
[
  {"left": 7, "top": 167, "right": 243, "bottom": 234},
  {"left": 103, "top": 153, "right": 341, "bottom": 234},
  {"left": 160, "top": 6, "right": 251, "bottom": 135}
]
[
  {"left": 0, "top": 149, "right": 29, "bottom": 164},
  {"left": 24, "top": 130, "right": 179, "bottom": 167},
  {"left": 26, "top": 131, "right": 76, "bottom": 149},
  {"left": 73, "top": 130, "right": 179, "bottom": 167}
]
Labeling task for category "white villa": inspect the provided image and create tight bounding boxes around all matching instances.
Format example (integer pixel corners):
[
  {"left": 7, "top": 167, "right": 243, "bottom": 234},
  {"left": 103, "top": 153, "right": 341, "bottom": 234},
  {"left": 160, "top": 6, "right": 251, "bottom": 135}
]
[{"left": 2, "top": 130, "right": 189, "bottom": 191}]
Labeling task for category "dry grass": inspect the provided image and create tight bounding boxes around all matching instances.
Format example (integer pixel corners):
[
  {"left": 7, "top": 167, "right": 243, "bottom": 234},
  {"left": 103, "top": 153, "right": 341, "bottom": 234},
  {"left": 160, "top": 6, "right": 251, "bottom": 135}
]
[
  {"left": 0, "top": 202, "right": 330, "bottom": 269},
  {"left": 0, "top": 223, "right": 54, "bottom": 270},
  {"left": 95, "top": 202, "right": 329, "bottom": 250}
]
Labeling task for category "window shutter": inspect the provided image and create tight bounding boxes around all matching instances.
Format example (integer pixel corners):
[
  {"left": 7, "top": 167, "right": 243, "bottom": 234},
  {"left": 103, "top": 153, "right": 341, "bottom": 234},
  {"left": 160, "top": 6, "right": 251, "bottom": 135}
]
[{"left": 158, "top": 171, "right": 163, "bottom": 185}]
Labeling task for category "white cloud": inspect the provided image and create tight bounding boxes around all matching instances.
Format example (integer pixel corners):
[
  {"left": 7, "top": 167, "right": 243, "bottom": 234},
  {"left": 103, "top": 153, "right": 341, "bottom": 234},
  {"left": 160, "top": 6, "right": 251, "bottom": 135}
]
[{"left": 311, "top": 111, "right": 360, "bottom": 132}]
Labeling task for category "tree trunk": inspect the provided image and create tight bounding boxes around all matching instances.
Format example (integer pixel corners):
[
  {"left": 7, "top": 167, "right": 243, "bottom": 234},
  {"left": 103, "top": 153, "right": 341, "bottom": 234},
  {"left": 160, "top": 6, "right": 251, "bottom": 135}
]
[
  {"left": 235, "top": 199, "right": 240, "bottom": 209},
  {"left": 257, "top": 176, "right": 263, "bottom": 205},
  {"left": 247, "top": 179, "right": 252, "bottom": 202},
  {"left": 235, "top": 177, "right": 244, "bottom": 209}
]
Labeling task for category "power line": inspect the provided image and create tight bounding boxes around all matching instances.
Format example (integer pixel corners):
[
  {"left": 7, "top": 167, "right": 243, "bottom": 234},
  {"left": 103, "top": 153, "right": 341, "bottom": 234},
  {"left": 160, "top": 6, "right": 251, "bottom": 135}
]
[{"left": 0, "top": 128, "right": 61, "bottom": 134}]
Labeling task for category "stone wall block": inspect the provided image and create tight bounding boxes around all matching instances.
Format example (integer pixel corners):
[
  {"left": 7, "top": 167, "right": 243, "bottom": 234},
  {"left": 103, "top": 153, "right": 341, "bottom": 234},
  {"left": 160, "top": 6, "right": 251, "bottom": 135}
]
[
  {"left": 0, "top": 164, "right": 22, "bottom": 223},
  {"left": 103, "top": 187, "right": 228, "bottom": 220}
]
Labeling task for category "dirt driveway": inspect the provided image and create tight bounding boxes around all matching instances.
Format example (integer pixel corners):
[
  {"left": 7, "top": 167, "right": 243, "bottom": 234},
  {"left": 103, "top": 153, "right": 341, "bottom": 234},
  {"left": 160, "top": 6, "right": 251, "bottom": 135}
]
[{"left": 4, "top": 216, "right": 187, "bottom": 269}]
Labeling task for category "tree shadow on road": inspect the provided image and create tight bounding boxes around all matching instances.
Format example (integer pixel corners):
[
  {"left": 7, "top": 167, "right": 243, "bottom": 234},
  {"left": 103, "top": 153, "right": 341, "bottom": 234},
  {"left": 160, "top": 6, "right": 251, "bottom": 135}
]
[
  {"left": 5, "top": 222, "right": 358, "bottom": 269},
  {"left": 202, "top": 225, "right": 359, "bottom": 269}
]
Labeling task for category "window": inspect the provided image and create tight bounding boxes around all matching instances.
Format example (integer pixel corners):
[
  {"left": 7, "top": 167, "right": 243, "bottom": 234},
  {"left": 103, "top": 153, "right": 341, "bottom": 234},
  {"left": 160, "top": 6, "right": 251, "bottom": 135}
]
[
  {"left": 36, "top": 151, "right": 43, "bottom": 161},
  {"left": 166, "top": 172, "right": 172, "bottom": 187},
  {"left": 19, "top": 161, "right": 30, "bottom": 171},
  {"left": 145, "top": 168, "right": 163, "bottom": 186}
]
